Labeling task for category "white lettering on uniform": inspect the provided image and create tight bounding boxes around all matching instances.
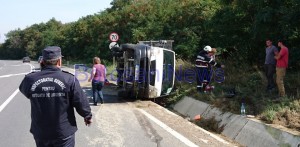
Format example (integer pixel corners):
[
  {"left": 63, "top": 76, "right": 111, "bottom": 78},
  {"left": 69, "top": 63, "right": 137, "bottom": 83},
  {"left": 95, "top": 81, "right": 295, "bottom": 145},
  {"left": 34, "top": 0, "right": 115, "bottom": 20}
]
[
  {"left": 42, "top": 87, "right": 55, "bottom": 91},
  {"left": 54, "top": 79, "right": 66, "bottom": 90},
  {"left": 32, "top": 93, "right": 46, "bottom": 98},
  {"left": 31, "top": 78, "right": 54, "bottom": 91},
  {"left": 31, "top": 93, "right": 66, "bottom": 98},
  {"left": 51, "top": 93, "right": 66, "bottom": 97}
]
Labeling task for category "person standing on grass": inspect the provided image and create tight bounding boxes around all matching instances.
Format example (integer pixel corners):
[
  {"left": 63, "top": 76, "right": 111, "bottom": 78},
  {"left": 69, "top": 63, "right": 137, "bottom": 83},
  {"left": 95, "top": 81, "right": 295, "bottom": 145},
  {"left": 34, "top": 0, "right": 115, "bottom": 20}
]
[
  {"left": 88, "top": 57, "right": 106, "bottom": 106},
  {"left": 274, "top": 40, "right": 289, "bottom": 99},
  {"left": 264, "top": 39, "right": 278, "bottom": 92}
]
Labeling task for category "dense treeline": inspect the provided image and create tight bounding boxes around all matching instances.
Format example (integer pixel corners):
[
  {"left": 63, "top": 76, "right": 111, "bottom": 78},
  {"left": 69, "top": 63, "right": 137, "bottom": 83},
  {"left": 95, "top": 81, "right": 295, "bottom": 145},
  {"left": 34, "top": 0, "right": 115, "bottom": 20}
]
[{"left": 0, "top": 0, "right": 299, "bottom": 68}]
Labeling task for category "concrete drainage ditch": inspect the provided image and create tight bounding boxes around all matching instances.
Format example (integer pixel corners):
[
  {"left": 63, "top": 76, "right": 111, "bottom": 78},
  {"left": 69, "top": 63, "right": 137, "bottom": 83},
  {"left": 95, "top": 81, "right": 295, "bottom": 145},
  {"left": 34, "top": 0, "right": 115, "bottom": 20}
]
[{"left": 172, "top": 96, "right": 300, "bottom": 147}]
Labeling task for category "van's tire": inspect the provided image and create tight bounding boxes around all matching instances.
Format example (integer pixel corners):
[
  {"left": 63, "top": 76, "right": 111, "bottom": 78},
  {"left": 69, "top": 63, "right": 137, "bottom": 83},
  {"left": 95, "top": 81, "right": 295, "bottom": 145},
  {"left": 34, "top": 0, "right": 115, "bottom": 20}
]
[
  {"left": 121, "top": 44, "right": 136, "bottom": 51},
  {"left": 111, "top": 46, "right": 122, "bottom": 52}
]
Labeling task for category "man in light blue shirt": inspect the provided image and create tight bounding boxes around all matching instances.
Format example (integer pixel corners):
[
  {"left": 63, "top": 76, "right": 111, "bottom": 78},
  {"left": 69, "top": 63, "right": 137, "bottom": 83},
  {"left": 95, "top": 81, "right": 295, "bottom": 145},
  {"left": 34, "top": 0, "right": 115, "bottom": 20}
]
[{"left": 264, "top": 39, "right": 278, "bottom": 92}]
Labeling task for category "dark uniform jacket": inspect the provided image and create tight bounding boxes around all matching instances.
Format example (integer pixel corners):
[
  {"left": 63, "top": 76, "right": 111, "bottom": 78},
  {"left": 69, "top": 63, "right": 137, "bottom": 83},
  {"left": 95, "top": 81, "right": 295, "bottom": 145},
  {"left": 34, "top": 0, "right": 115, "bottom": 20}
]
[
  {"left": 19, "top": 66, "right": 92, "bottom": 140},
  {"left": 195, "top": 50, "right": 221, "bottom": 68}
]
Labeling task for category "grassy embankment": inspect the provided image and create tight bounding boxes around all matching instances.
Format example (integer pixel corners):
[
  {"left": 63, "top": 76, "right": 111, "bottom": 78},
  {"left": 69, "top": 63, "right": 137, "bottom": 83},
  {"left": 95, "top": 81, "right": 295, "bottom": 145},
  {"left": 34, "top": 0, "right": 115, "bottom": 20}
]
[{"left": 168, "top": 59, "right": 300, "bottom": 131}]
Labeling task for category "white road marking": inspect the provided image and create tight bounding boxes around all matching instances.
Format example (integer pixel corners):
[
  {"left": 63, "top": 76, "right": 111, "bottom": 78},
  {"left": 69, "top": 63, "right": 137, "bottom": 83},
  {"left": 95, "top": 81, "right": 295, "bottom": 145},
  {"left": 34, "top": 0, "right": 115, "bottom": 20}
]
[
  {"left": 188, "top": 121, "right": 231, "bottom": 145},
  {"left": 0, "top": 63, "right": 35, "bottom": 79},
  {"left": 0, "top": 72, "right": 29, "bottom": 79},
  {"left": 9, "top": 64, "right": 23, "bottom": 67},
  {"left": 154, "top": 103, "right": 232, "bottom": 145},
  {"left": 138, "top": 109, "right": 199, "bottom": 147},
  {"left": 200, "top": 139, "right": 209, "bottom": 144},
  {"left": 0, "top": 63, "right": 33, "bottom": 113},
  {"left": 25, "top": 63, "right": 35, "bottom": 72},
  {"left": 0, "top": 89, "right": 19, "bottom": 112}
]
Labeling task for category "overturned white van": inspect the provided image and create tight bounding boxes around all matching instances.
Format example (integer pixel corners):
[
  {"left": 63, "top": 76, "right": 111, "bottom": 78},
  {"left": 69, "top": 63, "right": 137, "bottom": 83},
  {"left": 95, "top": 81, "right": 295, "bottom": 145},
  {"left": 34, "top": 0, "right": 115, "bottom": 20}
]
[{"left": 112, "top": 40, "right": 176, "bottom": 99}]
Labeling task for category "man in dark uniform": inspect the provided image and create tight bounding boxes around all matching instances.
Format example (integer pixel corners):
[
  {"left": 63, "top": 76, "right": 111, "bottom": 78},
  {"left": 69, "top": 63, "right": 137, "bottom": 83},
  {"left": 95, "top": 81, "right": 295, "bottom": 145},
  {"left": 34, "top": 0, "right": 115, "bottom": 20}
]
[
  {"left": 195, "top": 45, "right": 222, "bottom": 93},
  {"left": 19, "top": 46, "right": 92, "bottom": 147}
]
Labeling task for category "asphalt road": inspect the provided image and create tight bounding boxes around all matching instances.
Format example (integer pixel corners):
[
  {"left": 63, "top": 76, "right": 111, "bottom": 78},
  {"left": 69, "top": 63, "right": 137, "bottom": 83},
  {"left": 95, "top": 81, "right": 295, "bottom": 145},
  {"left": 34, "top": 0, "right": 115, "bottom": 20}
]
[{"left": 0, "top": 60, "right": 238, "bottom": 147}]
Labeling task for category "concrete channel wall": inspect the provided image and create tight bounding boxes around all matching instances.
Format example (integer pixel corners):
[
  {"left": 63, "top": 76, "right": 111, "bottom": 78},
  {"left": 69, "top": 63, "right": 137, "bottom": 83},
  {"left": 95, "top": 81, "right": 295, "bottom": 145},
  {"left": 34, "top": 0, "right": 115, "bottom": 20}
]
[{"left": 173, "top": 96, "right": 300, "bottom": 147}]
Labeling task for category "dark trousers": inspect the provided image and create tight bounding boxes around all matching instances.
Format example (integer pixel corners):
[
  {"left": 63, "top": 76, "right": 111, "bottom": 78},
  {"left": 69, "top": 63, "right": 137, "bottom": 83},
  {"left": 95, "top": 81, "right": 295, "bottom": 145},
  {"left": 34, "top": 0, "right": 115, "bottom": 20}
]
[
  {"left": 264, "top": 64, "right": 276, "bottom": 89},
  {"left": 196, "top": 67, "right": 212, "bottom": 92},
  {"left": 35, "top": 134, "right": 75, "bottom": 147},
  {"left": 92, "top": 81, "right": 104, "bottom": 104}
]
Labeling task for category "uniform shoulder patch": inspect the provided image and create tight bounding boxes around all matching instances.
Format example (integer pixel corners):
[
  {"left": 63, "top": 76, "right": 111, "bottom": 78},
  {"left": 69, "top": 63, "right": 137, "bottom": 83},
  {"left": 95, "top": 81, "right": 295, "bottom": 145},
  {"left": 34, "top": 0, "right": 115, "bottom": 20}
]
[
  {"left": 26, "top": 71, "right": 38, "bottom": 76},
  {"left": 24, "top": 71, "right": 40, "bottom": 79},
  {"left": 62, "top": 70, "right": 74, "bottom": 76}
]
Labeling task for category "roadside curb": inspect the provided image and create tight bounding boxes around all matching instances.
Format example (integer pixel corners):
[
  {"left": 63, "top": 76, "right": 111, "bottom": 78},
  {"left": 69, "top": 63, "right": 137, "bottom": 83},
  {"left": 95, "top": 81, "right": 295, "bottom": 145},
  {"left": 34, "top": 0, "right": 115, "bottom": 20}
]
[{"left": 172, "top": 96, "right": 300, "bottom": 147}]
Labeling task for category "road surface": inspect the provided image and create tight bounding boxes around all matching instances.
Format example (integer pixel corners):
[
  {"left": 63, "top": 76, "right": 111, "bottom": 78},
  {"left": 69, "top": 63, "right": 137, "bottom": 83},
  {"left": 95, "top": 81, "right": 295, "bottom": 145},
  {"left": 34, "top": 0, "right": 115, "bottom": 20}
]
[{"left": 0, "top": 60, "right": 238, "bottom": 147}]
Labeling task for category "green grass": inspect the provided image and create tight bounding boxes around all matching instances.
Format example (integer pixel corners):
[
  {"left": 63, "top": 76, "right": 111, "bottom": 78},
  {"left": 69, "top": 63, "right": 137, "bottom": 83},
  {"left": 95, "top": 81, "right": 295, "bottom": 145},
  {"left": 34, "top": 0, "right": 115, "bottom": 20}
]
[{"left": 105, "top": 63, "right": 117, "bottom": 77}]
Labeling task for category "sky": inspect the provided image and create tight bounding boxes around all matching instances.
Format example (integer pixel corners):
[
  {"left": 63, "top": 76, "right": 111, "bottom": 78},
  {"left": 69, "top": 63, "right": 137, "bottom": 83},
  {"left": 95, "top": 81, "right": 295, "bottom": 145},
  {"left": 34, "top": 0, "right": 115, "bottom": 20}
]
[{"left": 0, "top": 0, "right": 113, "bottom": 43}]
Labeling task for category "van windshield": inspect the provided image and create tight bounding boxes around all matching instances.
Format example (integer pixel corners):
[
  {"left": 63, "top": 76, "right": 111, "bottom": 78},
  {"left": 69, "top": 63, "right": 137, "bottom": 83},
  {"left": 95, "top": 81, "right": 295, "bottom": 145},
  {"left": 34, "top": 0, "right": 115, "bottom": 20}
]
[{"left": 162, "top": 50, "right": 175, "bottom": 94}]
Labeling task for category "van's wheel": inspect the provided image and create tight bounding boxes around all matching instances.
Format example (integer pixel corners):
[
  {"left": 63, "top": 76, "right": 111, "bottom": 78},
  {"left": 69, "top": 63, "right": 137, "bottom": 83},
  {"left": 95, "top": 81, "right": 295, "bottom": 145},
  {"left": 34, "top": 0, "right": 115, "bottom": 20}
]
[
  {"left": 111, "top": 46, "right": 122, "bottom": 52},
  {"left": 121, "top": 44, "right": 136, "bottom": 51}
]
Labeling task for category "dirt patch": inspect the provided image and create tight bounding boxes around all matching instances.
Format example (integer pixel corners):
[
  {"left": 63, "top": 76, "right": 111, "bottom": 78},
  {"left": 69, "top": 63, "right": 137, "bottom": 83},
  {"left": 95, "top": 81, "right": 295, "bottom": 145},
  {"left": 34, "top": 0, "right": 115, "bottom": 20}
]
[
  {"left": 194, "top": 117, "right": 224, "bottom": 134},
  {"left": 273, "top": 110, "right": 300, "bottom": 132}
]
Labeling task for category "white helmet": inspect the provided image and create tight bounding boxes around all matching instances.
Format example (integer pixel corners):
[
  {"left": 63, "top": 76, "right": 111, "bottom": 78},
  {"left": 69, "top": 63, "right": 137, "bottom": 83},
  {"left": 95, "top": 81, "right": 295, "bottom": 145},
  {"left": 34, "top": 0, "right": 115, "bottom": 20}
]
[{"left": 204, "top": 45, "right": 212, "bottom": 52}]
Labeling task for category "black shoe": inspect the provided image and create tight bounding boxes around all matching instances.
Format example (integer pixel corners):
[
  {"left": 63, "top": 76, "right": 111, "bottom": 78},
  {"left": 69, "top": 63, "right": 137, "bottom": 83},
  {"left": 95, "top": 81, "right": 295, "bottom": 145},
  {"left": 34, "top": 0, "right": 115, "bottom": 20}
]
[{"left": 94, "top": 103, "right": 97, "bottom": 106}]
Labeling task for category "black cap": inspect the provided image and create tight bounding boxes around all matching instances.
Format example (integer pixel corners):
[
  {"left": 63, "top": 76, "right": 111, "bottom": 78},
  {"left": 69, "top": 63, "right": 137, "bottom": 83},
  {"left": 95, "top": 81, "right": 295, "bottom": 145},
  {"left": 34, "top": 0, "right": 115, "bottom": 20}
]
[{"left": 42, "top": 46, "right": 63, "bottom": 60}]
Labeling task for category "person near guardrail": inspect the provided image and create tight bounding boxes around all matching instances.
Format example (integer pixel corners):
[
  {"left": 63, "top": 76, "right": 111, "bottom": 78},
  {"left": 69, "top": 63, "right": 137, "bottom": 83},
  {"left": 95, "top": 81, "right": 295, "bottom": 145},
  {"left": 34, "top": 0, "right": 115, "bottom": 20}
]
[
  {"left": 88, "top": 57, "right": 106, "bottom": 106},
  {"left": 195, "top": 46, "right": 223, "bottom": 93},
  {"left": 19, "top": 46, "right": 92, "bottom": 147}
]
